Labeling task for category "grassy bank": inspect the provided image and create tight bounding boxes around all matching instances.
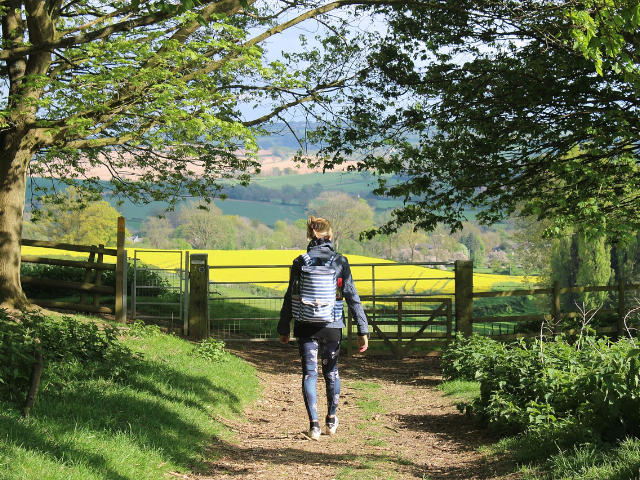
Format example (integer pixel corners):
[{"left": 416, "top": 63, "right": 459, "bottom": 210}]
[{"left": 0, "top": 313, "right": 259, "bottom": 480}]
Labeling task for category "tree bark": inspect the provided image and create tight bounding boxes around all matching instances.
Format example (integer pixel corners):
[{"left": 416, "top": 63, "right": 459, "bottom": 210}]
[{"left": 0, "top": 142, "right": 31, "bottom": 308}]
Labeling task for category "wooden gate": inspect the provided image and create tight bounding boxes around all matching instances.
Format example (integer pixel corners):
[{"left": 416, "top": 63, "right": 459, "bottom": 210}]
[{"left": 347, "top": 295, "right": 453, "bottom": 358}]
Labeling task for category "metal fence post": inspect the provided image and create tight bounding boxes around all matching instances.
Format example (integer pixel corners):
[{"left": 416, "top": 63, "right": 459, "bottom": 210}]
[
  {"left": 347, "top": 309, "right": 353, "bottom": 358},
  {"left": 454, "top": 260, "right": 473, "bottom": 337},
  {"left": 122, "top": 249, "right": 127, "bottom": 320},
  {"left": 188, "top": 253, "right": 209, "bottom": 340},
  {"left": 132, "top": 254, "right": 137, "bottom": 321}
]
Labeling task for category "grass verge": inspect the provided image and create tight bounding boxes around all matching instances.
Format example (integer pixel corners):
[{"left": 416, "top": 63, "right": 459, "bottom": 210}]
[
  {"left": 0, "top": 315, "right": 258, "bottom": 480},
  {"left": 437, "top": 379, "right": 480, "bottom": 403}
]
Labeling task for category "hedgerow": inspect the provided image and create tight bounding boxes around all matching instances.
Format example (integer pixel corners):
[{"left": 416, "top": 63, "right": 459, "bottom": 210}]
[{"left": 442, "top": 333, "right": 640, "bottom": 442}]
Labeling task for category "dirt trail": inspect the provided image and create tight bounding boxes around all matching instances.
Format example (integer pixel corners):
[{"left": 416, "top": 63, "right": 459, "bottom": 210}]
[{"left": 198, "top": 343, "right": 518, "bottom": 480}]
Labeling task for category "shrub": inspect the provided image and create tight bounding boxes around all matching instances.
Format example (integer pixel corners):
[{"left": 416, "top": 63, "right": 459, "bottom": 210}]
[
  {"left": 191, "top": 338, "right": 228, "bottom": 362},
  {"left": 441, "top": 333, "right": 640, "bottom": 441},
  {"left": 0, "top": 309, "right": 132, "bottom": 405},
  {"left": 127, "top": 320, "right": 164, "bottom": 337},
  {"left": 441, "top": 334, "right": 506, "bottom": 381}
]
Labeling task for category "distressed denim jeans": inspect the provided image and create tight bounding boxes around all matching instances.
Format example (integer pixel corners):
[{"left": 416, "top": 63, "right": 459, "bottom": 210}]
[{"left": 298, "top": 337, "right": 341, "bottom": 423}]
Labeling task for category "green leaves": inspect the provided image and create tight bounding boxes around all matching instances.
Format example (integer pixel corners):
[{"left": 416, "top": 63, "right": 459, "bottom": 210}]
[
  {"left": 442, "top": 333, "right": 640, "bottom": 440},
  {"left": 568, "top": 1, "right": 640, "bottom": 79},
  {"left": 0, "top": 309, "right": 133, "bottom": 406},
  {"left": 316, "top": 1, "right": 640, "bottom": 239}
]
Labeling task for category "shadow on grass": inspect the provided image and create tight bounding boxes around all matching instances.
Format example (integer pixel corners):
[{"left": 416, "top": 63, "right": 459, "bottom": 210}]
[{"left": 0, "top": 354, "right": 243, "bottom": 479}]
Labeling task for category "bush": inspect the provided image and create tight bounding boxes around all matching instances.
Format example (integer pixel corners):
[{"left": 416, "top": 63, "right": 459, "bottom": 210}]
[
  {"left": 191, "top": 338, "right": 228, "bottom": 362},
  {"left": 127, "top": 320, "right": 164, "bottom": 337},
  {"left": 441, "top": 333, "right": 640, "bottom": 441},
  {"left": 441, "top": 333, "right": 506, "bottom": 381},
  {"left": 0, "top": 309, "right": 132, "bottom": 405}
]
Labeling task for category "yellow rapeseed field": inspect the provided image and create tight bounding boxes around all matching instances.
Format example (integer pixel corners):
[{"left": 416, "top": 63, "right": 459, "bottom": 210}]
[{"left": 22, "top": 246, "right": 534, "bottom": 295}]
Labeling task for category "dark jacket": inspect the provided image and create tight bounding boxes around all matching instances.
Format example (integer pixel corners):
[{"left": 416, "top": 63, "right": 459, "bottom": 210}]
[{"left": 278, "top": 239, "right": 369, "bottom": 337}]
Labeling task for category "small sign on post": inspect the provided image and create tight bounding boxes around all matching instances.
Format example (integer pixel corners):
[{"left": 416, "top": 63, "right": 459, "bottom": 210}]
[{"left": 188, "top": 253, "right": 209, "bottom": 340}]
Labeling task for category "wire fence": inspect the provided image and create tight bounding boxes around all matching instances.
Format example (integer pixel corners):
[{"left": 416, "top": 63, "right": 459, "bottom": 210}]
[
  {"left": 208, "top": 261, "right": 455, "bottom": 345},
  {"left": 131, "top": 250, "right": 186, "bottom": 332}
]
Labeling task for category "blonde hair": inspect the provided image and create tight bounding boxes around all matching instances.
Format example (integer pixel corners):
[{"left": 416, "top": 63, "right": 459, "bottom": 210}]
[{"left": 307, "top": 216, "right": 333, "bottom": 241}]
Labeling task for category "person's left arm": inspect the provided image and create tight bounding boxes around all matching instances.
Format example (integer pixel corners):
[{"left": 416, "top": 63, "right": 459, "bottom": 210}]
[
  {"left": 278, "top": 259, "right": 298, "bottom": 343},
  {"left": 339, "top": 257, "right": 369, "bottom": 341}
]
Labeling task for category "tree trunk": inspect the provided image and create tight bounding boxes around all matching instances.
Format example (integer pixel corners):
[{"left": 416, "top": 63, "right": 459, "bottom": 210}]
[{"left": 0, "top": 143, "right": 31, "bottom": 308}]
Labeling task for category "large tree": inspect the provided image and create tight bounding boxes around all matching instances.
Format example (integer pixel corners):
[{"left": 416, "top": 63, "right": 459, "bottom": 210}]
[
  {"left": 315, "top": 1, "right": 640, "bottom": 239},
  {"left": 307, "top": 191, "right": 374, "bottom": 250},
  {"left": 0, "top": 0, "right": 399, "bottom": 307}
]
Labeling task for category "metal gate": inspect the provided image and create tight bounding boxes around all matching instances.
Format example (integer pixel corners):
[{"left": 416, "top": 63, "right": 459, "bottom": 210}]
[
  {"left": 131, "top": 250, "right": 188, "bottom": 333},
  {"left": 208, "top": 264, "right": 289, "bottom": 340},
  {"left": 208, "top": 261, "right": 455, "bottom": 356}
]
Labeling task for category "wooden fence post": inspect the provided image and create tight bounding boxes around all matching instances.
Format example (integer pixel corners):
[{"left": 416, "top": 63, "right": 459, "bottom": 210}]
[
  {"left": 80, "top": 249, "right": 96, "bottom": 305},
  {"left": 188, "top": 253, "right": 209, "bottom": 340},
  {"left": 618, "top": 280, "right": 626, "bottom": 336},
  {"left": 93, "top": 244, "right": 104, "bottom": 308},
  {"left": 183, "top": 251, "right": 190, "bottom": 337},
  {"left": 455, "top": 260, "right": 473, "bottom": 337},
  {"left": 115, "top": 217, "right": 126, "bottom": 323}
]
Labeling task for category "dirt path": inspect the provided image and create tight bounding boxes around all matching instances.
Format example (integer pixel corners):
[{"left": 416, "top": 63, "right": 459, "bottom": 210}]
[{"left": 198, "top": 343, "right": 519, "bottom": 480}]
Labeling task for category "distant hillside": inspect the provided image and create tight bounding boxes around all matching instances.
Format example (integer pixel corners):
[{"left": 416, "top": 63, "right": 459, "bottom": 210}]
[
  {"left": 23, "top": 123, "right": 409, "bottom": 232},
  {"left": 25, "top": 170, "right": 402, "bottom": 233}
]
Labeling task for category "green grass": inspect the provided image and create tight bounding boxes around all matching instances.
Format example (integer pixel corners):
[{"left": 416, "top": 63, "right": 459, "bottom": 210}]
[
  {"left": 0, "top": 319, "right": 259, "bottom": 480},
  {"left": 477, "top": 423, "right": 640, "bottom": 480},
  {"left": 213, "top": 198, "right": 307, "bottom": 226},
  {"left": 351, "top": 381, "right": 385, "bottom": 420},
  {"left": 437, "top": 379, "right": 480, "bottom": 403}
]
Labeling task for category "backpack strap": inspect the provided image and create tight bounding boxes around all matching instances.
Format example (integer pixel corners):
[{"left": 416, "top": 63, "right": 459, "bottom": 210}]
[
  {"left": 325, "top": 254, "right": 337, "bottom": 267},
  {"left": 300, "top": 253, "right": 313, "bottom": 266},
  {"left": 301, "top": 253, "right": 337, "bottom": 267}
]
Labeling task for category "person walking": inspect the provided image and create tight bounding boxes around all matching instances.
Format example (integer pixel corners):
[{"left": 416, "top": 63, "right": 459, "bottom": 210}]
[{"left": 278, "top": 215, "right": 369, "bottom": 440}]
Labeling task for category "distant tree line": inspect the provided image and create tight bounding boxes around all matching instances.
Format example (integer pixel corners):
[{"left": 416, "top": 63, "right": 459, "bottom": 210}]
[
  {"left": 23, "top": 188, "right": 514, "bottom": 268},
  {"left": 34, "top": 186, "right": 640, "bottom": 288}
]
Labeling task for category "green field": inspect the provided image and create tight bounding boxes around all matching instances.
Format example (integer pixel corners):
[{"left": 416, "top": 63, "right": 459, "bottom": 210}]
[
  {"left": 254, "top": 171, "right": 377, "bottom": 190},
  {"left": 99, "top": 196, "right": 308, "bottom": 229}
]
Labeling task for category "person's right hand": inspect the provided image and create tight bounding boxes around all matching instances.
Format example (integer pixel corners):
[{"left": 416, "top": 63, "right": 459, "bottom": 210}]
[
  {"left": 279, "top": 335, "right": 290, "bottom": 344},
  {"left": 357, "top": 334, "right": 368, "bottom": 353}
]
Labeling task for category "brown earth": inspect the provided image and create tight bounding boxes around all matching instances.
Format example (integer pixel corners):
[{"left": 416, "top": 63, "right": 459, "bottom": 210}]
[{"left": 191, "top": 343, "right": 521, "bottom": 480}]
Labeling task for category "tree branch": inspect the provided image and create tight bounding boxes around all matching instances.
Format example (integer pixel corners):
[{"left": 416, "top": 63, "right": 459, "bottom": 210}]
[
  {"left": 1, "top": 6, "right": 173, "bottom": 61},
  {"left": 242, "top": 78, "right": 347, "bottom": 127}
]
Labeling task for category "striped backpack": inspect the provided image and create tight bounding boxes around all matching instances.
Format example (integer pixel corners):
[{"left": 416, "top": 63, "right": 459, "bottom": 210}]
[{"left": 291, "top": 253, "right": 343, "bottom": 324}]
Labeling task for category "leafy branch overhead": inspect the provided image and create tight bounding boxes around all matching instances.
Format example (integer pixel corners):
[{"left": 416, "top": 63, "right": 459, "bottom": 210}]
[
  {"left": 0, "top": 0, "right": 401, "bottom": 306},
  {"left": 315, "top": 1, "right": 640, "bottom": 239},
  {"left": 1, "top": 0, "right": 395, "bottom": 207}
]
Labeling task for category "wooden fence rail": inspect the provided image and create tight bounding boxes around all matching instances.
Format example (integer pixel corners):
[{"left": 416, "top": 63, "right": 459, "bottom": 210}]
[
  {"left": 20, "top": 218, "right": 127, "bottom": 321},
  {"left": 455, "top": 259, "right": 640, "bottom": 339}
]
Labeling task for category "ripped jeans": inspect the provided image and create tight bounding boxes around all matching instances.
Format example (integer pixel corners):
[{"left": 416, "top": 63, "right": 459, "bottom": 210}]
[{"left": 298, "top": 337, "right": 341, "bottom": 423}]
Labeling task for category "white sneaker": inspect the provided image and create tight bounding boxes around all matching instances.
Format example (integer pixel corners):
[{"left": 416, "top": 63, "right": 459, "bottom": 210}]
[
  {"left": 306, "top": 426, "right": 321, "bottom": 440},
  {"left": 326, "top": 416, "right": 338, "bottom": 435}
]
